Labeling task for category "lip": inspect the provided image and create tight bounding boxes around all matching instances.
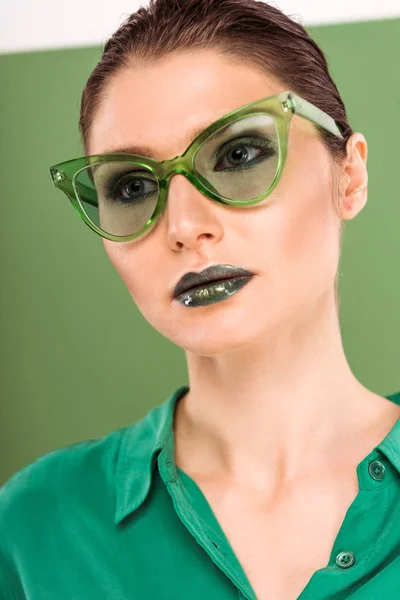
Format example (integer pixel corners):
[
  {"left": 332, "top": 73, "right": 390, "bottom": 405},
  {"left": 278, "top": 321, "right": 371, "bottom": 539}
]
[{"left": 172, "top": 264, "right": 255, "bottom": 299}]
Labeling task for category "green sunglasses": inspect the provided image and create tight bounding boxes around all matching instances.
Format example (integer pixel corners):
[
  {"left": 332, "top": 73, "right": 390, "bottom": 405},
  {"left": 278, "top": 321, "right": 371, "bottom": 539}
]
[{"left": 49, "top": 90, "right": 343, "bottom": 243}]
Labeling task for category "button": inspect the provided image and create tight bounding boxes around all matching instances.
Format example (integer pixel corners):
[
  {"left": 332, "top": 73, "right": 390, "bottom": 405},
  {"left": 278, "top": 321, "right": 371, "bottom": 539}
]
[
  {"left": 336, "top": 551, "right": 355, "bottom": 569},
  {"left": 368, "top": 460, "right": 386, "bottom": 481}
]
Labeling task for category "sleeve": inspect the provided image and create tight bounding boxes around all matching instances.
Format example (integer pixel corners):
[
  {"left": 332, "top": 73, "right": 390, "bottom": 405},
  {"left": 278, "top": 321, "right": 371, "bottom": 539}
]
[{"left": 0, "top": 528, "right": 25, "bottom": 600}]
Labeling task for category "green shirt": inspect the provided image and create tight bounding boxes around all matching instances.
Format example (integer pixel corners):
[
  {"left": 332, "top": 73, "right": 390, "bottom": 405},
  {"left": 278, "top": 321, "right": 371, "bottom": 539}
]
[{"left": 1, "top": 386, "right": 400, "bottom": 600}]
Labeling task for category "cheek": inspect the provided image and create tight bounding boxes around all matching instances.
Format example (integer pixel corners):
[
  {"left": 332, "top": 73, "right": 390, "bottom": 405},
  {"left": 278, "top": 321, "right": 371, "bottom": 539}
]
[
  {"left": 253, "top": 165, "right": 340, "bottom": 305},
  {"left": 102, "top": 239, "right": 168, "bottom": 322},
  {"left": 102, "top": 240, "right": 143, "bottom": 297}
]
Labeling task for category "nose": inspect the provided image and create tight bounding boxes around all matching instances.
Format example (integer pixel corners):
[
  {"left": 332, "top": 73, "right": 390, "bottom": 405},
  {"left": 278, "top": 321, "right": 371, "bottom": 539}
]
[{"left": 164, "top": 172, "right": 224, "bottom": 250}]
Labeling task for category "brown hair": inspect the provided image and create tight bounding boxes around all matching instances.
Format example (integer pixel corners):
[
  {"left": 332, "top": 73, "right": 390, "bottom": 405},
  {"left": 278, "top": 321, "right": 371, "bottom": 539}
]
[{"left": 79, "top": 0, "right": 352, "bottom": 308}]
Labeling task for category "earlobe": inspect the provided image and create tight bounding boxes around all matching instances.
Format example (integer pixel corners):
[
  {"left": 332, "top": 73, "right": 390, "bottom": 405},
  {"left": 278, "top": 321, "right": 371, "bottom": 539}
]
[
  {"left": 340, "top": 185, "right": 368, "bottom": 220},
  {"left": 338, "top": 134, "right": 368, "bottom": 221}
]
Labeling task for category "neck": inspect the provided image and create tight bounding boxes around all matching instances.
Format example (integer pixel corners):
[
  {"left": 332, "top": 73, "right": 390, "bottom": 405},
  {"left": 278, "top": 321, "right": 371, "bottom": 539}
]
[{"left": 174, "top": 292, "right": 398, "bottom": 491}]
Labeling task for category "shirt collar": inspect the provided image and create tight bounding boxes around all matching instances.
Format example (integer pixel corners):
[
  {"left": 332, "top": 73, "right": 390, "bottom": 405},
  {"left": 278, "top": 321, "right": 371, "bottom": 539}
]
[
  {"left": 114, "top": 385, "right": 189, "bottom": 524},
  {"left": 114, "top": 388, "right": 400, "bottom": 524},
  {"left": 376, "top": 392, "right": 400, "bottom": 471}
]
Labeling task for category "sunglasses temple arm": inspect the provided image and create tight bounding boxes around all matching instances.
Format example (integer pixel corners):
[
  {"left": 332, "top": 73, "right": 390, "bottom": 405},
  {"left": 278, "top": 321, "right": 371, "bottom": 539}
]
[{"left": 290, "top": 93, "right": 344, "bottom": 139}]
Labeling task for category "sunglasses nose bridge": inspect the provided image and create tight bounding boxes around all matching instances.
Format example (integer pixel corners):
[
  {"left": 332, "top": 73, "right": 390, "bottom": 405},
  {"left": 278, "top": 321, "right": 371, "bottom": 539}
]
[
  {"left": 159, "top": 155, "right": 199, "bottom": 190},
  {"left": 161, "top": 153, "right": 193, "bottom": 179}
]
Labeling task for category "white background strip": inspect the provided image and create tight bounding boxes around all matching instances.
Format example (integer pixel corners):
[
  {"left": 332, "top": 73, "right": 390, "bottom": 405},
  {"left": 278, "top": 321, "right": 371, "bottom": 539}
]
[{"left": 1, "top": 0, "right": 399, "bottom": 55}]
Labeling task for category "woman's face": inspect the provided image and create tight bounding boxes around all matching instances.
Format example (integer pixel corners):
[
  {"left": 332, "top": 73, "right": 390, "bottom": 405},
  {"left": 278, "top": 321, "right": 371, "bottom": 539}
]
[{"left": 88, "top": 49, "right": 350, "bottom": 356}]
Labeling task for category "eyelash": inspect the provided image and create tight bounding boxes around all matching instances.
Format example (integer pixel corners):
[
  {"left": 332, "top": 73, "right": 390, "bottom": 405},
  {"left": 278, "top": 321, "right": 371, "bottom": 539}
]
[{"left": 212, "top": 136, "right": 276, "bottom": 172}]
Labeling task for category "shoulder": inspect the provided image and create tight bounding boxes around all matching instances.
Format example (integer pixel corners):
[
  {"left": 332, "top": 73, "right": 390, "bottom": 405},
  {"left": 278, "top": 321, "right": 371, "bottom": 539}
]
[
  {"left": 0, "top": 425, "right": 128, "bottom": 537},
  {"left": 0, "top": 425, "right": 134, "bottom": 596},
  {"left": 0, "top": 385, "right": 177, "bottom": 531}
]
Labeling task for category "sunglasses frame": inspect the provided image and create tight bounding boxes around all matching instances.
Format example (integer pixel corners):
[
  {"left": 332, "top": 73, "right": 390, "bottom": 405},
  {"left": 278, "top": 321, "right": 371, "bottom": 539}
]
[{"left": 49, "top": 90, "right": 343, "bottom": 243}]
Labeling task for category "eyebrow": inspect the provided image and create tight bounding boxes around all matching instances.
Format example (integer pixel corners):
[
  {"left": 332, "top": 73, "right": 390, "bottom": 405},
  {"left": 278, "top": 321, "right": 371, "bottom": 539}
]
[{"left": 100, "top": 120, "right": 227, "bottom": 159}]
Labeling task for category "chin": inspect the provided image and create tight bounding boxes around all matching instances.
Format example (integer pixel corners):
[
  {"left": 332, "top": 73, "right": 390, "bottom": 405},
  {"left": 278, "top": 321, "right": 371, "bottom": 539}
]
[
  {"left": 135, "top": 282, "right": 277, "bottom": 354},
  {"left": 165, "top": 313, "right": 271, "bottom": 357}
]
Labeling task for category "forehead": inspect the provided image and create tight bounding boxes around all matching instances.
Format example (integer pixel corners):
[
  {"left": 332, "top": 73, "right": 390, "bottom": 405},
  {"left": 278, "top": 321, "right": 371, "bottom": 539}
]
[{"left": 88, "top": 50, "right": 292, "bottom": 158}]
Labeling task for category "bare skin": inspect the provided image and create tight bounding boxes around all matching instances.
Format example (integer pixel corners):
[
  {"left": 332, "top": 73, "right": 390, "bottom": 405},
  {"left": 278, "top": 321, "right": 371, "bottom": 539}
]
[
  {"left": 88, "top": 49, "right": 400, "bottom": 599},
  {"left": 174, "top": 400, "right": 400, "bottom": 599}
]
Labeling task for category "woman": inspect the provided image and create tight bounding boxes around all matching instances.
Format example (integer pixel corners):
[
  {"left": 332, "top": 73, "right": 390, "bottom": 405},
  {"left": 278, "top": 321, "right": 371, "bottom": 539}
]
[{"left": 1, "top": 0, "right": 399, "bottom": 598}]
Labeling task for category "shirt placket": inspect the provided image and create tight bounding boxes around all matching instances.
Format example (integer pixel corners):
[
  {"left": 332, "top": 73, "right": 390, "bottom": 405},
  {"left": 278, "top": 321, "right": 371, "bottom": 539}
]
[
  {"left": 297, "top": 449, "right": 399, "bottom": 600},
  {"left": 158, "top": 432, "right": 258, "bottom": 600}
]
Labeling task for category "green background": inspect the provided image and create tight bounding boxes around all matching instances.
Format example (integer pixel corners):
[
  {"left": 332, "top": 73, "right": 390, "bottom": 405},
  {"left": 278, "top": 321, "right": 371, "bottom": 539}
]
[{"left": 0, "top": 18, "right": 399, "bottom": 485}]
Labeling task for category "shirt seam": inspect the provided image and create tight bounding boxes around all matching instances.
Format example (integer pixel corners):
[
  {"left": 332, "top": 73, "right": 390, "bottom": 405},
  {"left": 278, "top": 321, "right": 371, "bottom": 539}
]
[
  {"left": 177, "top": 488, "right": 255, "bottom": 598},
  {"left": 359, "top": 471, "right": 400, "bottom": 491},
  {"left": 359, "top": 483, "right": 391, "bottom": 579},
  {"left": 169, "top": 478, "right": 251, "bottom": 594}
]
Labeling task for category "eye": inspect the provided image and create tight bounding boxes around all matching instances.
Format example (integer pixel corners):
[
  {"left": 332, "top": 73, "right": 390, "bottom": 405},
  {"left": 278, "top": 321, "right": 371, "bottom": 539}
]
[
  {"left": 213, "top": 136, "right": 277, "bottom": 172},
  {"left": 104, "top": 172, "right": 158, "bottom": 205}
]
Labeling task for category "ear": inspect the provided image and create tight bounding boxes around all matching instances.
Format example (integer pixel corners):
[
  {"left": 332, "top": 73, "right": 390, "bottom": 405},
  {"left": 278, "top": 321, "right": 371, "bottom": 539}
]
[{"left": 338, "top": 132, "right": 368, "bottom": 221}]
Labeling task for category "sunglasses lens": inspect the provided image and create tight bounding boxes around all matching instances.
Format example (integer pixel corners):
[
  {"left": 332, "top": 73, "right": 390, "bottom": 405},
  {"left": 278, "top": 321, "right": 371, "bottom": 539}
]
[
  {"left": 74, "top": 161, "right": 159, "bottom": 238},
  {"left": 193, "top": 113, "right": 280, "bottom": 201},
  {"left": 72, "top": 114, "right": 280, "bottom": 239}
]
